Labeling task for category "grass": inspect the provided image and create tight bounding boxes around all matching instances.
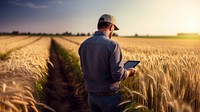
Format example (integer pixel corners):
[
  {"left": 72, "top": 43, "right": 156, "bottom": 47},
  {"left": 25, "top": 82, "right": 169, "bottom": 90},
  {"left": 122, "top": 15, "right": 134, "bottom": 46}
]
[
  {"left": 52, "top": 38, "right": 84, "bottom": 83},
  {"left": 52, "top": 38, "right": 87, "bottom": 108}
]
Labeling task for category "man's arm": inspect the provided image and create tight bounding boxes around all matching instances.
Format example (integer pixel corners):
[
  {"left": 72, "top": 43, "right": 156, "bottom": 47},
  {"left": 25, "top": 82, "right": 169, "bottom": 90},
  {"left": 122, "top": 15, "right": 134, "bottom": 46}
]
[
  {"left": 109, "top": 42, "right": 138, "bottom": 81},
  {"left": 109, "top": 43, "right": 125, "bottom": 81},
  {"left": 109, "top": 42, "right": 137, "bottom": 81}
]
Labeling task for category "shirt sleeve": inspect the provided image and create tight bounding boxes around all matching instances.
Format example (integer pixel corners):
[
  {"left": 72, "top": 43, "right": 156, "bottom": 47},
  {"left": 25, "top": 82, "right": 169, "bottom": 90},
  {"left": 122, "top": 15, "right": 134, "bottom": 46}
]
[{"left": 109, "top": 43, "right": 127, "bottom": 81}]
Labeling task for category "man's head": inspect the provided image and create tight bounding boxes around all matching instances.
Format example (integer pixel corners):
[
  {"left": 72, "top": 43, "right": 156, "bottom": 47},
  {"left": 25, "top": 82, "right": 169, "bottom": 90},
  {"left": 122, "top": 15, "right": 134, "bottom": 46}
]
[{"left": 97, "top": 14, "right": 119, "bottom": 39}]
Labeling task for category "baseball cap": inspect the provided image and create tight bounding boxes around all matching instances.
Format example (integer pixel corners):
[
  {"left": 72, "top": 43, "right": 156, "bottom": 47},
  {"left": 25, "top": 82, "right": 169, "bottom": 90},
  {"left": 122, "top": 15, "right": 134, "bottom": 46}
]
[{"left": 98, "top": 14, "right": 119, "bottom": 30}]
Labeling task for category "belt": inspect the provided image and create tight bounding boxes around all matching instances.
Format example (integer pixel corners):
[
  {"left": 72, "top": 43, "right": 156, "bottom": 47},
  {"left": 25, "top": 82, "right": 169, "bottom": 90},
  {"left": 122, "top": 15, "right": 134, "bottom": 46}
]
[{"left": 89, "top": 91, "right": 119, "bottom": 96}]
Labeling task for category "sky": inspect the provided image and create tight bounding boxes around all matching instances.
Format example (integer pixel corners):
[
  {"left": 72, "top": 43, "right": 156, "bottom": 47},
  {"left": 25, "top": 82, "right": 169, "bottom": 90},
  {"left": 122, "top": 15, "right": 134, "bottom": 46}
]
[{"left": 0, "top": 0, "right": 200, "bottom": 36}]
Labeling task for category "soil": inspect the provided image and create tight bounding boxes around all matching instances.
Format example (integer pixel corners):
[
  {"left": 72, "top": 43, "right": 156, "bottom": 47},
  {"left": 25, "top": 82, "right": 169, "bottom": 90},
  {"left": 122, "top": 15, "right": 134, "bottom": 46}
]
[{"left": 43, "top": 40, "right": 89, "bottom": 112}]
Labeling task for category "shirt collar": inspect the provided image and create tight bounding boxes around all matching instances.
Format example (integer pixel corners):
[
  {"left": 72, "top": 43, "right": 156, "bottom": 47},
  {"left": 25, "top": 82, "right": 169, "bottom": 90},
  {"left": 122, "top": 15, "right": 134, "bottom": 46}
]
[{"left": 93, "top": 31, "right": 107, "bottom": 37}]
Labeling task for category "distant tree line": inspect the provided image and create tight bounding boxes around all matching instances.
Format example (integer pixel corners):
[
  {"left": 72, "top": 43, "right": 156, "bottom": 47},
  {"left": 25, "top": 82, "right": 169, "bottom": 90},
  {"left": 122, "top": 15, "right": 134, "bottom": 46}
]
[
  {"left": 76, "top": 32, "right": 91, "bottom": 36},
  {"left": 0, "top": 31, "right": 74, "bottom": 36},
  {"left": 0, "top": 31, "right": 86, "bottom": 36},
  {"left": 177, "top": 33, "right": 199, "bottom": 36},
  {"left": 0, "top": 31, "right": 119, "bottom": 37}
]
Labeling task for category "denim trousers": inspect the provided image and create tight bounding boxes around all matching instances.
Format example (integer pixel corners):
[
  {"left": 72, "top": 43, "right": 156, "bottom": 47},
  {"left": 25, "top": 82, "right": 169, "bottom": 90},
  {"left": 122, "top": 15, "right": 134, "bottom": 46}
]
[{"left": 87, "top": 92, "right": 122, "bottom": 112}]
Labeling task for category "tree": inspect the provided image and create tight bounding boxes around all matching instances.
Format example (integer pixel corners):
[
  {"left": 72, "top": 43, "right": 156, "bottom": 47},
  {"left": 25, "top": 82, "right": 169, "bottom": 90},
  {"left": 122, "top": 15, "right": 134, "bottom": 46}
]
[
  {"left": 56, "top": 33, "right": 61, "bottom": 36},
  {"left": 112, "top": 33, "right": 118, "bottom": 36},
  {"left": 12, "top": 31, "right": 19, "bottom": 35},
  {"left": 80, "top": 33, "right": 86, "bottom": 36},
  {"left": 63, "top": 32, "right": 72, "bottom": 36},
  {"left": 87, "top": 32, "right": 91, "bottom": 36}
]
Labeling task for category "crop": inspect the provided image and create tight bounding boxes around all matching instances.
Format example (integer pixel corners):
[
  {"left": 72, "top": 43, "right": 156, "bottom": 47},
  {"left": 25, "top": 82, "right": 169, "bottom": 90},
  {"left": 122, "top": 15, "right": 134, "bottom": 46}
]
[
  {"left": 0, "top": 36, "right": 41, "bottom": 60},
  {"left": 1, "top": 35, "right": 199, "bottom": 112},
  {"left": 0, "top": 37, "right": 55, "bottom": 112},
  {"left": 63, "top": 36, "right": 200, "bottom": 112},
  {"left": 53, "top": 37, "right": 79, "bottom": 57}
]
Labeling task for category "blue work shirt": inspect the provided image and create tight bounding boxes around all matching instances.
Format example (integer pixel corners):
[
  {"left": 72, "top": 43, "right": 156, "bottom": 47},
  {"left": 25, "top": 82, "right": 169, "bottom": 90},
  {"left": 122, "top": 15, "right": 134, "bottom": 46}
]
[{"left": 78, "top": 31, "right": 127, "bottom": 93}]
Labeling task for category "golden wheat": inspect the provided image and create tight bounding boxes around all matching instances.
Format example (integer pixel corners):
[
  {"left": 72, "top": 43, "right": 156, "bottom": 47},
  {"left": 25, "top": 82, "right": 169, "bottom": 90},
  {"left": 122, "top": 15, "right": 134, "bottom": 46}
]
[
  {"left": 0, "top": 36, "right": 28, "bottom": 45},
  {"left": 0, "top": 36, "right": 40, "bottom": 55},
  {"left": 53, "top": 37, "right": 79, "bottom": 57},
  {"left": 0, "top": 37, "right": 55, "bottom": 112},
  {"left": 64, "top": 36, "right": 200, "bottom": 112}
]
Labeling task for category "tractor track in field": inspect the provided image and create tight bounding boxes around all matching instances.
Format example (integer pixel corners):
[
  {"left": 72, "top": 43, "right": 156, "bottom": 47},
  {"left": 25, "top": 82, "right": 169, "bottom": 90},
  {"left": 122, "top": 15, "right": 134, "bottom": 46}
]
[
  {"left": 0, "top": 37, "right": 42, "bottom": 60},
  {"left": 8, "top": 36, "right": 31, "bottom": 44},
  {"left": 9, "top": 36, "right": 43, "bottom": 52},
  {"left": 44, "top": 39, "right": 88, "bottom": 112},
  {"left": 0, "top": 36, "right": 30, "bottom": 44}
]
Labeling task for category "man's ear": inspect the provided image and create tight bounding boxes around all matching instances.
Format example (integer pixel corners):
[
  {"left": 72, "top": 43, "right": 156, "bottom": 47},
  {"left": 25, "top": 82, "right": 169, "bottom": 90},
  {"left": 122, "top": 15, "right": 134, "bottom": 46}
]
[{"left": 108, "top": 24, "right": 113, "bottom": 31}]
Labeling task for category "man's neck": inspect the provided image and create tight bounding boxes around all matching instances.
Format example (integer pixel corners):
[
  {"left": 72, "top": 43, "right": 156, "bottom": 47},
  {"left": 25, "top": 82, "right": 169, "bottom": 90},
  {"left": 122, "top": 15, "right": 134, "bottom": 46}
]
[{"left": 98, "top": 29, "right": 109, "bottom": 38}]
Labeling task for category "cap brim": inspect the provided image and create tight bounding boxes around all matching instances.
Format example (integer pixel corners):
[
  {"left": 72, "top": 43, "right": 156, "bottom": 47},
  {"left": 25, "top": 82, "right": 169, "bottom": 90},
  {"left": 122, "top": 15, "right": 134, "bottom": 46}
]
[{"left": 114, "top": 25, "right": 119, "bottom": 30}]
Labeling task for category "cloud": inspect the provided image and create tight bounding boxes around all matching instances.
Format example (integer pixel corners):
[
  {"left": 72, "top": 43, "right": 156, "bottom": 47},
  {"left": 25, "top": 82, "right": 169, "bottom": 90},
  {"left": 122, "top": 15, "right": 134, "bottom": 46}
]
[
  {"left": 8, "top": 0, "right": 48, "bottom": 9},
  {"left": 51, "top": 0, "right": 64, "bottom": 4}
]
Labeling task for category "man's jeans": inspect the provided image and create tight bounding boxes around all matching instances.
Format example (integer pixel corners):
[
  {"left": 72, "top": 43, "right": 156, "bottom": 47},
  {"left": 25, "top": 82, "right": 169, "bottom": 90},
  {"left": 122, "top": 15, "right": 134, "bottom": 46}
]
[{"left": 88, "top": 92, "right": 122, "bottom": 112}]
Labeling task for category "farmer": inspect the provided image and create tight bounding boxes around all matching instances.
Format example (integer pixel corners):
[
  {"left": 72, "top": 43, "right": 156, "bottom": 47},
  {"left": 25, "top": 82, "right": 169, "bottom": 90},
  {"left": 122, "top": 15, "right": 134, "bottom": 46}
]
[{"left": 78, "top": 14, "right": 137, "bottom": 112}]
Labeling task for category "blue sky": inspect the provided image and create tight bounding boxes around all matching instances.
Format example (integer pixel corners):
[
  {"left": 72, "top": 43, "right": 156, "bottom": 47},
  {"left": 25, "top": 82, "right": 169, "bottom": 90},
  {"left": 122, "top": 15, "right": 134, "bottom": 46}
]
[{"left": 0, "top": 0, "right": 200, "bottom": 36}]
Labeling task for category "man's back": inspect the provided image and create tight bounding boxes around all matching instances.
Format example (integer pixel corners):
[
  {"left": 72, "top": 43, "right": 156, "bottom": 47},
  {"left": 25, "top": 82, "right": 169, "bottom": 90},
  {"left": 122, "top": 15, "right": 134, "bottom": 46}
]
[
  {"left": 79, "top": 31, "right": 127, "bottom": 93},
  {"left": 78, "top": 14, "right": 137, "bottom": 112}
]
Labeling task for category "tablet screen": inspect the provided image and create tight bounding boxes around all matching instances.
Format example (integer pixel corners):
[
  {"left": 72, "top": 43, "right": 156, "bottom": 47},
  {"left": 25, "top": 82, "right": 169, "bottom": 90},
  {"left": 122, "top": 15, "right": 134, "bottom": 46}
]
[{"left": 124, "top": 61, "right": 140, "bottom": 69}]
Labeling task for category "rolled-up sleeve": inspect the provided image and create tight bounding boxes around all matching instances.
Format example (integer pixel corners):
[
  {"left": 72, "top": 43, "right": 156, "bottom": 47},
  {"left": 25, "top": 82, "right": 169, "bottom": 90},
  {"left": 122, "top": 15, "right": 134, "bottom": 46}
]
[{"left": 109, "top": 43, "right": 127, "bottom": 81}]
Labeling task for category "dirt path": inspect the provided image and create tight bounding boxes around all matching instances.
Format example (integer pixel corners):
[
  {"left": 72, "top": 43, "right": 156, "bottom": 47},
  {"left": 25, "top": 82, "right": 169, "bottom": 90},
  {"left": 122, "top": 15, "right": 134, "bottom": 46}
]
[{"left": 44, "top": 39, "right": 88, "bottom": 112}]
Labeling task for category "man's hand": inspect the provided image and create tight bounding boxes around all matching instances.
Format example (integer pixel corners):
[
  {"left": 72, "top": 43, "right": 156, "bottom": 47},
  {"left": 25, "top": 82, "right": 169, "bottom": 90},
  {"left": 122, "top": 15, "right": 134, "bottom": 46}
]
[{"left": 126, "top": 68, "right": 137, "bottom": 77}]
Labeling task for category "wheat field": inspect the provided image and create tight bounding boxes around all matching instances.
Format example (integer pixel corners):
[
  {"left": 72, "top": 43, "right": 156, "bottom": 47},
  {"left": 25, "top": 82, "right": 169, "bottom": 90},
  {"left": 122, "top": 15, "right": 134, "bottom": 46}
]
[
  {"left": 0, "top": 36, "right": 40, "bottom": 57},
  {"left": 0, "top": 35, "right": 200, "bottom": 112},
  {"left": 0, "top": 36, "right": 54, "bottom": 112},
  {"left": 64, "top": 36, "right": 200, "bottom": 112}
]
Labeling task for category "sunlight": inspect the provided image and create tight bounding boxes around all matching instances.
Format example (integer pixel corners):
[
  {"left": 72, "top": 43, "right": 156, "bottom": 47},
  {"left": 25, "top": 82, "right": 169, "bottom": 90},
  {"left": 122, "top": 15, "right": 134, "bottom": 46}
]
[
  {"left": 181, "top": 2, "right": 200, "bottom": 33},
  {"left": 185, "top": 17, "right": 199, "bottom": 33}
]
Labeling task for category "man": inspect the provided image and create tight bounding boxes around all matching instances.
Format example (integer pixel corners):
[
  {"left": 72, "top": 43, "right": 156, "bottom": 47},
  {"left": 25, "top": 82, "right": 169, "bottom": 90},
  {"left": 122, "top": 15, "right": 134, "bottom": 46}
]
[{"left": 78, "top": 14, "right": 137, "bottom": 112}]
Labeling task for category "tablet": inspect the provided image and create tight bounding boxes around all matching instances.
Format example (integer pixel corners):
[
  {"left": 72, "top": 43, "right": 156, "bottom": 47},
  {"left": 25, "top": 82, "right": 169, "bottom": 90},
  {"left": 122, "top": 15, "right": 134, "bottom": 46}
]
[{"left": 124, "top": 61, "right": 140, "bottom": 69}]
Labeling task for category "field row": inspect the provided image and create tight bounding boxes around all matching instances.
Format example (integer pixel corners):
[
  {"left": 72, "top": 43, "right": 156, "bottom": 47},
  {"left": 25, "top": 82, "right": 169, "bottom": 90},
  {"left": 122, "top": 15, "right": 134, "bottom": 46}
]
[{"left": 0, "top": 36, "right": 52, "bottom": 112}]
